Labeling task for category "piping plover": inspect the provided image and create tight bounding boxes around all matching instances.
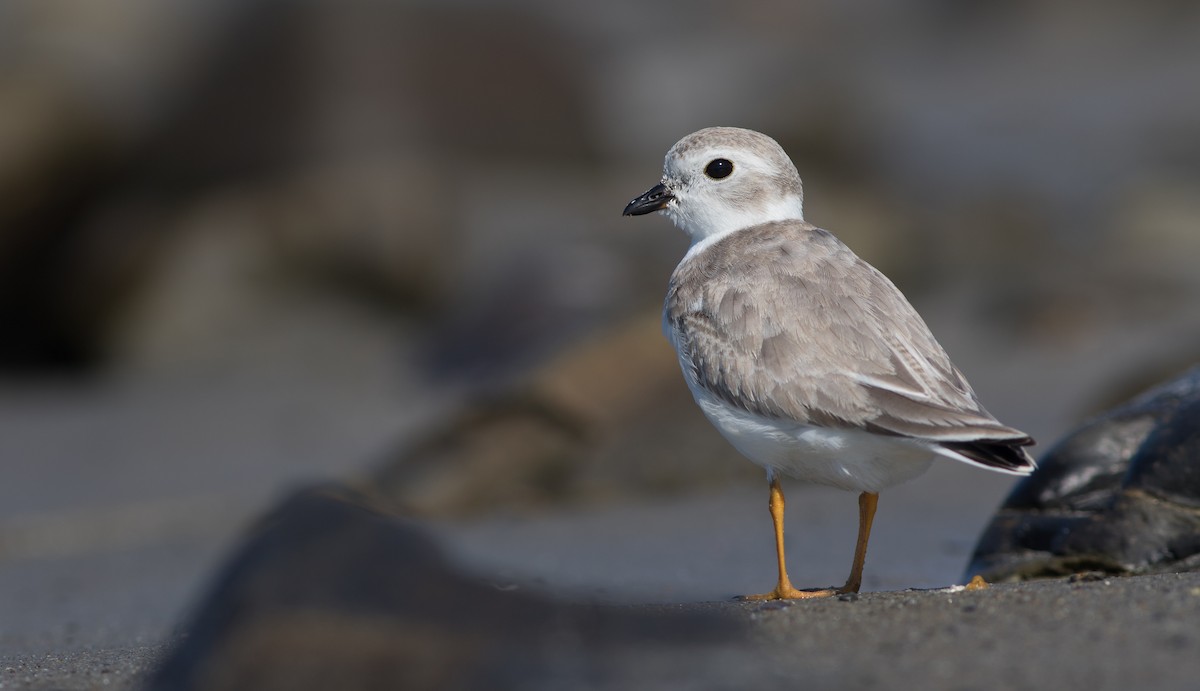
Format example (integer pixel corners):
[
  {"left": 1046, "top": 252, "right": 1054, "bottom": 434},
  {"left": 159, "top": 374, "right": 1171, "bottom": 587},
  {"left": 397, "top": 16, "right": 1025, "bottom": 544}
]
[{"left": 623, "top": 127, "right": 1035, "bottom": 599}]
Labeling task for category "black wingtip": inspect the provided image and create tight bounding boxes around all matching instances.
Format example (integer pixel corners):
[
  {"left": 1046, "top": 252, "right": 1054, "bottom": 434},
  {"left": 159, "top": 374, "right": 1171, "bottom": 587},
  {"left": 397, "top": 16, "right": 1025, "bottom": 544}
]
[{"left": 940, "top": 437, "right": 1037, "bottom": 473}]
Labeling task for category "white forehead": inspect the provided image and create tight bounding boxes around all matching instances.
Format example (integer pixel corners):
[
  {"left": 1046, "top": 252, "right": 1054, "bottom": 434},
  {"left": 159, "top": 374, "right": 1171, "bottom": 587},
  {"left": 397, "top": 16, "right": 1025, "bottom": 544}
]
[{"left": 663, "top": 126, "right": 796, "bottom": 177}]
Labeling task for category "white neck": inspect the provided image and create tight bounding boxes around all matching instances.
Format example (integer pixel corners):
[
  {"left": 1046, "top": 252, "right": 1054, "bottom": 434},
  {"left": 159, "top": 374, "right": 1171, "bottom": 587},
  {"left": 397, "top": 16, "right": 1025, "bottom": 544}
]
[{"left": 669, "top": 194, "right": 804, "bottom": 253}]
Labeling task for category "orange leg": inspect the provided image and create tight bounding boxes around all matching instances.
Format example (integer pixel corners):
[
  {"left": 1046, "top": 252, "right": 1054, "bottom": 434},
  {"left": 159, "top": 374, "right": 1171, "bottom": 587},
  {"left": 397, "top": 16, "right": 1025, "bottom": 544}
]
[
  {"left": 839, "top": 491, "right": 878, "bottom": 594},
  {"left": 740, "top": 477, "right": 835, "bottom": 600}
]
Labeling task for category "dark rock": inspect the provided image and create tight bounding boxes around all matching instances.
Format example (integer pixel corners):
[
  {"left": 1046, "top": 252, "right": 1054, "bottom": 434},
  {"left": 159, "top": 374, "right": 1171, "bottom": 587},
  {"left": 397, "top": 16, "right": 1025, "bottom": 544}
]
[
  {"left": 967, "top": 366, "right": 1200, "bottom": 581},
  {"left": 146, "top": 485, "right": 736, "bottom": 691}
]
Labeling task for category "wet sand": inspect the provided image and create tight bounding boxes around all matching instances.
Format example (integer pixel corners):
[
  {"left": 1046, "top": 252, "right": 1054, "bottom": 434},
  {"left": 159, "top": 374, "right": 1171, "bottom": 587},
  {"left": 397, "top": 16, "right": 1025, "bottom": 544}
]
[
  {"left": 5, "top": 462, "right": 1199, "bottom": 690},
  {"left": 5, "top": 559, "right": 1198, "bottom": 690}
]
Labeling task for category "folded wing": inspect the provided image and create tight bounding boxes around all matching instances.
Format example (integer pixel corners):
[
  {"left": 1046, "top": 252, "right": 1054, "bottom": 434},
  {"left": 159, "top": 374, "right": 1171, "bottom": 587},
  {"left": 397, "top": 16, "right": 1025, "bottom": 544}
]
[{"left": 666, "top": 221, "right": 1035, "bottom": 472}]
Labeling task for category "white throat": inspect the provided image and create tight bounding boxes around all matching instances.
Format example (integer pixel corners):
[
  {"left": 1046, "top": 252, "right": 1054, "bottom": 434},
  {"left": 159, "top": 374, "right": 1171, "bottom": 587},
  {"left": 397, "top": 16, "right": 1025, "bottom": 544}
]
[{"left": 668, "top": 194, "right": 804, "bottom": 254}]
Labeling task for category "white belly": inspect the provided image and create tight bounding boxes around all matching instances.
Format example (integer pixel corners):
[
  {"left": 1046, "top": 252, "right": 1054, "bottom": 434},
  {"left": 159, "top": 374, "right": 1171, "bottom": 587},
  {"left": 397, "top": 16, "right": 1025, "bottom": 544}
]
[{"left": 689, "top": 382, "right": 937, "bottom": 493}]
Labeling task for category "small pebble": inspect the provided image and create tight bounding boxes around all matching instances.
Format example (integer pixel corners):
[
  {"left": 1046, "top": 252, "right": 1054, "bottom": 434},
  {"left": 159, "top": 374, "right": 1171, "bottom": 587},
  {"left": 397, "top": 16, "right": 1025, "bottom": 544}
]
[{"left": 964, "top": 575, "right": 989, "bottom": 591}]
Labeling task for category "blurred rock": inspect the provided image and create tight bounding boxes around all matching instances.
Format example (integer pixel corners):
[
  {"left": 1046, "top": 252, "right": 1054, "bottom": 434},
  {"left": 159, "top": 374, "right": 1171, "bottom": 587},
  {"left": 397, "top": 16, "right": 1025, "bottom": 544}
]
[
  {"left": 262, "top": 162, "right": 457, "bottom": 310},
  {"left": 1110, "top": 175, "right": 1200, "bottom": 279},
  {"left": 0, "top": 0, "right": 596, "bottom": 374},
  {"left": 146, "top": 485, "right": 737, "bottom": 691},
  {"left": 370, "top": 313, "right": 758, "bottom": 517},
  {"left": 420, "top": 237, "right": 638, "bottom": 383},
  {"left": 0, "top": 0, "right": 305, "bottom": 372},
  {"left": 967, "top": 365, "right": 1200, "bottom": 581},
  {"left": 109, "top": 159, "right": 458, "bottom": 370},
  {"left": 0, "top": 78, "right": 127, "bottom": 370}
]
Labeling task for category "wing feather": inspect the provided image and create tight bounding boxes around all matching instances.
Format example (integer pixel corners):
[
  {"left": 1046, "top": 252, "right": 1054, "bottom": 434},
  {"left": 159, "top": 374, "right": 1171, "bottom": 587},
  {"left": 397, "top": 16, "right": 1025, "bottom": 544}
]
[{"left": 665, "top": 220, "right": 1034, "bottom": 470}]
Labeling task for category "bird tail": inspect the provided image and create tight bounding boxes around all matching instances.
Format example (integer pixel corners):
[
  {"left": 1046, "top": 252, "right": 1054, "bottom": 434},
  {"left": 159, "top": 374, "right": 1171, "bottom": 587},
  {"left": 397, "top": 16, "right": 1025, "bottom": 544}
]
[{"left": 937, "top": 437, "right": 1036, "bottom": 475}]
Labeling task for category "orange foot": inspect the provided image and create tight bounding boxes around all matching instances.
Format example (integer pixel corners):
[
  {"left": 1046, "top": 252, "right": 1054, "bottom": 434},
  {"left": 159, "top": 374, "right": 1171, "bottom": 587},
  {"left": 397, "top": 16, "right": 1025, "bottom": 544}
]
[{"left": 738, "top": 586, "right": 836, "bottom": 601}]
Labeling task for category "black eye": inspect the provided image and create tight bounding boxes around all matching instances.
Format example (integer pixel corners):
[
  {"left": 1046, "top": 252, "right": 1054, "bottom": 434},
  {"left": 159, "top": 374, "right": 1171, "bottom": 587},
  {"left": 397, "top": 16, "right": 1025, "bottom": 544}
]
[{"left": 704, "top": 158, "right": 733, "bottom": 179}]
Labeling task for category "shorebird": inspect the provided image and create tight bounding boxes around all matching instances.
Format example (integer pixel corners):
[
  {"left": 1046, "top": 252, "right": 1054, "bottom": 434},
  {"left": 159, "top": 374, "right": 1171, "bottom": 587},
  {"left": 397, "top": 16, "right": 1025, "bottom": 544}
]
[{"left": 623, "top": 127, "right": 1035, "bottom": 600}]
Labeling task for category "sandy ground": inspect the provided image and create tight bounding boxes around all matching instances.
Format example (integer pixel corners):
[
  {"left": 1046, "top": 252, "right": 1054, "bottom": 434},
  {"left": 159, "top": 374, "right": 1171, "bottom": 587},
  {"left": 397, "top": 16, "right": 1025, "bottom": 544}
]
[
  {"left": 0, "top": 458, "right": 1021, "bottom": 690},
  {"left": 428, "top": 464, "right": 1018, "bottom": 603},
  {"left": 4, "top": 494, "right": 1199, "bottom": 690}
]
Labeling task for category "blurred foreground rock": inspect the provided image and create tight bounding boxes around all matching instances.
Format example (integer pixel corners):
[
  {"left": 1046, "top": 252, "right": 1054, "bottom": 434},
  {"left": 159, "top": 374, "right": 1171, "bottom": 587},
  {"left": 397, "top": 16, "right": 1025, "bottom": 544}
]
[
  {"left": 368, "top": 314, "right": 757, "bottom": 517},
  {"left": 144, "top": 484, "right": 1200, "bottom": 691},
  {"left": 968, "top": 366, "right": 1200, "bottom": 581},
  {"left": 147, "top": 485, "right": 737, "bottom": 691}
]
